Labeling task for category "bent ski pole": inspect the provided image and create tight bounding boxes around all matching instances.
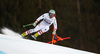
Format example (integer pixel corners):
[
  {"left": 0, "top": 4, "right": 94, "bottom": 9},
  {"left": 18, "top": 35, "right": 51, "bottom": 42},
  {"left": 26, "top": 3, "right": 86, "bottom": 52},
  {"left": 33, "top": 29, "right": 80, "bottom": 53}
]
[{"left": 23, "top": 23, "right": 33, "bottom": 27}]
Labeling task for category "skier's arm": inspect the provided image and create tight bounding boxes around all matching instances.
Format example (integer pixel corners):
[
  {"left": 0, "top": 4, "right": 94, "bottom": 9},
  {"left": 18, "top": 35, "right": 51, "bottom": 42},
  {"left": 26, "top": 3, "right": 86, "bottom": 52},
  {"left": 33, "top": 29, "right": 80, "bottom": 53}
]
[
  {"left": 53, "top": 18, "right": 57, "bottom": 30},
  {"left": 52, "top": 18, "right": 57, "bottom": 35},
  {"left": 36, "top": 14, "right": 45, "bottom": 22},
  {"left": 33, "top": 14, "right": 44, "bottom": 26}
]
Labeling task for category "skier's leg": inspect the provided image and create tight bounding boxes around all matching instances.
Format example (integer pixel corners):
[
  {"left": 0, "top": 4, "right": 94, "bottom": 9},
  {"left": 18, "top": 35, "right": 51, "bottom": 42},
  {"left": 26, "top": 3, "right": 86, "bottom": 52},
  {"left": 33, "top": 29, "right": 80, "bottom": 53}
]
[
  {"left": 32, "top": 26, "right": 49, "bottom": 39},
  {"left": 21, "top": 24, "right": 42, "bottom": 37}
]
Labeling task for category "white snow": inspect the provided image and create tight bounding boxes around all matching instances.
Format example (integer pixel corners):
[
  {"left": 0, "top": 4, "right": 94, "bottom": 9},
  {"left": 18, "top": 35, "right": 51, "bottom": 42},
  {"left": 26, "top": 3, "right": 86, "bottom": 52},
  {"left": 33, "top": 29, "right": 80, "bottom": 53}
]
[{"left": 0, "top": 28, "right": 96, "bottom": 54}]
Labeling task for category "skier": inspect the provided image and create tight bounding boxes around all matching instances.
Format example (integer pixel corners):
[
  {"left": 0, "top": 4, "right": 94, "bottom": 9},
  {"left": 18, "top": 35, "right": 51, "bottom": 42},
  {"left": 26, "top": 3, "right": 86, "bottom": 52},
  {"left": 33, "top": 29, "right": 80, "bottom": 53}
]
[{"left": 21, "top": 9, "right": 57, "bottom": 40}]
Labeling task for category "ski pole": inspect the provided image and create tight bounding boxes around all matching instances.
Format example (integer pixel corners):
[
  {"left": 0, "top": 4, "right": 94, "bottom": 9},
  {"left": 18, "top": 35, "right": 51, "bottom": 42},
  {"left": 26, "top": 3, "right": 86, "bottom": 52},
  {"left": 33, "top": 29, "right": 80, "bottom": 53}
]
[
  {"left": 23, "top": 23, "right": 33, "bottom": 27},
  {"left": 52, "top": 35, "right": 54, "bottom": 45}
]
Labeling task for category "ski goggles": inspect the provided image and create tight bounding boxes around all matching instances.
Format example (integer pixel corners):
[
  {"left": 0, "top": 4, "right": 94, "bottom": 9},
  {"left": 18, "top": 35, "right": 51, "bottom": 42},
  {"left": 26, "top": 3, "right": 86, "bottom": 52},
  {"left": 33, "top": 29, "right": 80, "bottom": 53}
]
[{"left": 49, "top": 13, "right": 55, "bottom": 17}]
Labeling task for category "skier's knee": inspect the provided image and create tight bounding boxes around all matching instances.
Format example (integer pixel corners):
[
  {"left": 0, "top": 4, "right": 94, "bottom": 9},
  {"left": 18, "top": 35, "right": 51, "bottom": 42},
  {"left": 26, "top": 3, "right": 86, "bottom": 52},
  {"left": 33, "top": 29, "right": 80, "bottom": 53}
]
[
  {"left": 42, "top": 27, "right": 49, "bottom": 33},
  {"left": 38, "top": 28, "right": 49, "bottom": 35}
]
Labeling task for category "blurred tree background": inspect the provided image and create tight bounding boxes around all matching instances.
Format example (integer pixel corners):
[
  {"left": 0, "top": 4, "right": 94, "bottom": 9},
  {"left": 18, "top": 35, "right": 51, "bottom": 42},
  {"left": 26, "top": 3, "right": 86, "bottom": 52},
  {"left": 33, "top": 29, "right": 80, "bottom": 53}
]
[{"left": 0, "top": 0, "right": 100, "bottom": 53}]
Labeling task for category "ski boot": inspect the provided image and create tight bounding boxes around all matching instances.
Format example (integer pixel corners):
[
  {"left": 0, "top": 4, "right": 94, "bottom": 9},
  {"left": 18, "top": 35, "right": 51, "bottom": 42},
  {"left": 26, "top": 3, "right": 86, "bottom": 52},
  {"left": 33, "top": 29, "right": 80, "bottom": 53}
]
[{"left": 21, "top": 32, "right": 27, "bottom": 39}]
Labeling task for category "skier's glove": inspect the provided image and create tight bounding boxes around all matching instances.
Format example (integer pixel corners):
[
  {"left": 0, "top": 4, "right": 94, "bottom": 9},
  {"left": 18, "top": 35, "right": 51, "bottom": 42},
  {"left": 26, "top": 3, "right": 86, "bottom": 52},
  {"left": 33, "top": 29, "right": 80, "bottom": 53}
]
[
  {"left": 52, "top": 30, "right": 56, "bottom": 35},
  {"left": 33, "top": 21, "right": 37, "bottom": 26}
]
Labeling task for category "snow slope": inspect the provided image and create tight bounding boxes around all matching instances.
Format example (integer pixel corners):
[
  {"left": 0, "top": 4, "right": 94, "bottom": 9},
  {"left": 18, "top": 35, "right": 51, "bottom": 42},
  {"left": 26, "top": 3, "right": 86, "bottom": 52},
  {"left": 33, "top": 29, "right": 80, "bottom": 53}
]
[{"left": 0, "top": 28, "right": 96, "bottom": 54}]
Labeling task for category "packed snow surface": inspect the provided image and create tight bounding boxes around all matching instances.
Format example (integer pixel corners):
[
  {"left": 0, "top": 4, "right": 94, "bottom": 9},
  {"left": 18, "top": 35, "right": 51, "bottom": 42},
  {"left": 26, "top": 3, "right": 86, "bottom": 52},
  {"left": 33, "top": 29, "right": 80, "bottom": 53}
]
[{"left": 0, "top": 28, "right": 96, "bottom": 54}]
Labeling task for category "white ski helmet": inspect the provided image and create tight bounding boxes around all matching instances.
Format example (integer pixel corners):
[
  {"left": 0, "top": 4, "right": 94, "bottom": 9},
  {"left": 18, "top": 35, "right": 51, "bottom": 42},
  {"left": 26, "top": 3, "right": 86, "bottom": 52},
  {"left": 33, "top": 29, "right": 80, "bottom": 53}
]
[{"left": 49, "top": 9, "right": 55, "bottom": 17}]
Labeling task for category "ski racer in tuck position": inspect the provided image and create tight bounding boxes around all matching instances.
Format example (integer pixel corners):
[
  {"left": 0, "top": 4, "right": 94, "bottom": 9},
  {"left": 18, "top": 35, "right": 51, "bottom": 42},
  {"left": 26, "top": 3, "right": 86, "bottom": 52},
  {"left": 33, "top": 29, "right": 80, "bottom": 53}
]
[{"left": 21, "top": 9, "right": 57, "bottom": 40}]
